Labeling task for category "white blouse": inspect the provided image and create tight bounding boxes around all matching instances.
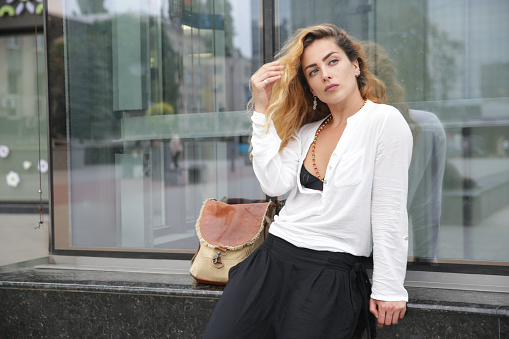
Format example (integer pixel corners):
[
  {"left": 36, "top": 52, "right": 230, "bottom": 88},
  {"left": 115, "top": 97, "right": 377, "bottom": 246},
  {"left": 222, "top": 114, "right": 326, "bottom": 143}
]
[{"left": 251, "top": 100, "right": 413, "bottom": 302}]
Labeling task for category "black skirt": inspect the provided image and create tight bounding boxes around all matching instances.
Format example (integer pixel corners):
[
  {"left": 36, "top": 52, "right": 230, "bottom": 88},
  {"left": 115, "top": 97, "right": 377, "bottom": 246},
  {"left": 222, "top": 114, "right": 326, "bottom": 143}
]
[{"left": 203, "top": 234, "right": 376, "bottom": 339}]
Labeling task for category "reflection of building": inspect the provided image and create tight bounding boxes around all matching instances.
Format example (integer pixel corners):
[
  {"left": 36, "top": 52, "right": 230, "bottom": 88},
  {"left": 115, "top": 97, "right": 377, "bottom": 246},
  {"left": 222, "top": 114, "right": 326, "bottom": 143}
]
[
  {"left": 178, "top": 26, "right": 252, "bottom": 113},
  {"left": 277, "top": 0, "right": 372, "bottom": 44},
  {"left": 224, "top": 57, "right": 252, "bottom": 111},
  {"left": 42, "top": 1, "right": 264, "bottom": 252}
]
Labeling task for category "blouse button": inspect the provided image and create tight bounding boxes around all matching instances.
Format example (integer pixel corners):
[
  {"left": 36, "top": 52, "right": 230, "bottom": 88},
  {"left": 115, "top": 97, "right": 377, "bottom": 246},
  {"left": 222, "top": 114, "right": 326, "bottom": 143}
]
[
  {"left": 328, "top": 165, "right": 332, "bottom": 170},
  {"left": 404, "top": 237, "right": 409, "bottom": 241},
  {"left": 323, "top": 179, "right": 327, "bottom": 184}
]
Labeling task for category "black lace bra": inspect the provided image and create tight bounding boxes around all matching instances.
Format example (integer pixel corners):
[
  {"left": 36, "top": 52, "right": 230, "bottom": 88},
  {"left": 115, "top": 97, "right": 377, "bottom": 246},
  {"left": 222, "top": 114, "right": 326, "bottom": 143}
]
[{"left": 300, "top": 164, "right": 323, "bottom": 191}]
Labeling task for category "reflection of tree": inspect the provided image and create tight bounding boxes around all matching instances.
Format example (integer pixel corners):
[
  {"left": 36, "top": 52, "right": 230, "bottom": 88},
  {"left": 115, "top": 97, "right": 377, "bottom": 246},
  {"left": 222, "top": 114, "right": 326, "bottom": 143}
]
[
  {"left": 221, "top": 0, "right": 237, "bottom": 57},
  {"left": 47, "top": 17, "right": 66, "bottom": 140},
  {"left": 160, "top": 26, "right": 180, "bottom": 114},
  {"left": 373, "top": 2, "right": 461, "bottom": 103},
  {"left": 361, "top": 41, "right": 420, "bottom": 139},
  {"left": 76, "top": 0, "right": 106, "bottom": 14},
  {"left": 427, "top": 25, "right": 462, "bottom": 101},
  {"left": 146, "top": 102, "right": 174, "bottom": 116},
  {"left": 67, "top": 18, "right": 115, "bottom": 142}
]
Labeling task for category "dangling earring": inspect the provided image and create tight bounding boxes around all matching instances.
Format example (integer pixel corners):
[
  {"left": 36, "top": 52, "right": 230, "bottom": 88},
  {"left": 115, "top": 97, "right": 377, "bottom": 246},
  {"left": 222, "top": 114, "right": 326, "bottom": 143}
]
[{"left": 313, "top": 96, "right": 317, "bottom": 110}]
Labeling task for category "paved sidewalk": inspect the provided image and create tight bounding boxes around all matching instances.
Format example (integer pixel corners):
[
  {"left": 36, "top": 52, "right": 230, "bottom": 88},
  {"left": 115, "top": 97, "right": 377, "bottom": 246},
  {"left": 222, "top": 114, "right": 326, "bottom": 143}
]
[{"left": 0, "top": 213, "right": 49, "bottom": 266}]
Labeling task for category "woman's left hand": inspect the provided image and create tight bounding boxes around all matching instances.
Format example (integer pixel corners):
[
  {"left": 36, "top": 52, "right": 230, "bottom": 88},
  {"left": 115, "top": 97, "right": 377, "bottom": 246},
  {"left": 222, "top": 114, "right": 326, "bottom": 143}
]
[{"left": 369, "top": 298, "right": 406, "bottom": 328}]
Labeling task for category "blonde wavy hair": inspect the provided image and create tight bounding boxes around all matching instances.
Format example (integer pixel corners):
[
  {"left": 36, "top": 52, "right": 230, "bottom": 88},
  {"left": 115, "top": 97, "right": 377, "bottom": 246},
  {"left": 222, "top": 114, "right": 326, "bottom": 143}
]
[{"left": 249, "top": 24, "right": 387, "bottom": 151}]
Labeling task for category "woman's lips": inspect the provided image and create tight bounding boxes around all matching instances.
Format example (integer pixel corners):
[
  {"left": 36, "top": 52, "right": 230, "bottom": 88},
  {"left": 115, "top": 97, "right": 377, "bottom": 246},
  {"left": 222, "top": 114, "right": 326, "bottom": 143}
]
[{"left": 325, "top": 84, "right": 339, "bottom": 92}]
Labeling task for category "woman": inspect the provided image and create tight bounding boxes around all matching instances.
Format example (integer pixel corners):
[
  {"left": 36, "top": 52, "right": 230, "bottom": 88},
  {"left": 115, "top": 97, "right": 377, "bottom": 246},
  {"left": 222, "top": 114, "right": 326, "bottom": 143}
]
[{"left": 203, "top": 23, "right": 412, "bottom": 339}]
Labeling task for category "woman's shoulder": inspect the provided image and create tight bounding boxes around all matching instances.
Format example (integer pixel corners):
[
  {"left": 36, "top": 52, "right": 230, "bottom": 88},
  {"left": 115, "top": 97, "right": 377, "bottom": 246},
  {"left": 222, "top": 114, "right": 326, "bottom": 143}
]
[
  {"left": 365, "top": 102, "right": 408, "bottom": 127},
  {"left": 369, "top": 102, "right": 402, "bottom": 119},
  {"left": 365, "top": 102, "right": 412, "bottom": 142}
]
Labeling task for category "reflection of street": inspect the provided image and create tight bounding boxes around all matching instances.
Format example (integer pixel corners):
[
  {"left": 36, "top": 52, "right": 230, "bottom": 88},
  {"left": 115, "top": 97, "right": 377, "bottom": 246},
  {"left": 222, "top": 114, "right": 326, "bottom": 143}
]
[
  {"left": 3, "top": 158, "right": 509, "bottom": 264},
  {"left": 441, "top": 158, "right": 509, "bottom": 225},
  {"left": 409, "top": 157, "right": 509, "bottom": 261},
  {"left": 51, "top": 155, "right": 262, "bottom": 252},
  {"left": 158, "top": 157, "right": 262, "bottom": 250},
  {"left": 414, "top": 203, "right": 509, "bottom": 262}
]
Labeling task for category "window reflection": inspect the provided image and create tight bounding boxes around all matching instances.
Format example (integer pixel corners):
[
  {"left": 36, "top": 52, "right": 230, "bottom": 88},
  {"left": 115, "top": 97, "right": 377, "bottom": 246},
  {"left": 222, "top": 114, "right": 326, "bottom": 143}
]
[
  {"left": 277, "top": 0, "right": 509, "bottom": 263},
  {"left": 47, "top": 0, "right": 509, "bottom": 260},
  {"left": 50, "top": 0, "right": 262, "bottom": 251}
]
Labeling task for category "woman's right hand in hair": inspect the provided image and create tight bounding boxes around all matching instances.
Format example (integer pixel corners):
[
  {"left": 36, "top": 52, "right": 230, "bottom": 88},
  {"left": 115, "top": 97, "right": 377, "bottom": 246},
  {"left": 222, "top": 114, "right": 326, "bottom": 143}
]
[{"left": 250, "top": 62, "right": 284, "bottom": 114}]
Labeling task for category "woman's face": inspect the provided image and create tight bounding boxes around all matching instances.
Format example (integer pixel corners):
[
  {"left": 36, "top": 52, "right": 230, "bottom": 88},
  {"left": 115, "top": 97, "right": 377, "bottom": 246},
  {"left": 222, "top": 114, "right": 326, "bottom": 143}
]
[{"left": 301, "top": 38, "right": 360, "bottom": 107}]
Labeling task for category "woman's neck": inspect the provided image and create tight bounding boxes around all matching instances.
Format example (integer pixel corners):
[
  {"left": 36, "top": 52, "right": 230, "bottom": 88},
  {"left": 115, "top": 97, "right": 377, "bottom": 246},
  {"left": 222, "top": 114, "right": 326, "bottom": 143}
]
[{"left": 327, "top": 95, "right": 365, "bottom": 127}]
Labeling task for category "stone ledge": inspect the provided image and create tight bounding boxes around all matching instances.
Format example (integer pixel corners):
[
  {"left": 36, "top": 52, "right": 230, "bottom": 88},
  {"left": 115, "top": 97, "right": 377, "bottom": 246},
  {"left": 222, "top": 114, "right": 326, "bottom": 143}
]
[
  {"left": 0, "top": 281, "right": 223, "bottom": 298},
  {"left": 1, "top": 267, "right": 508, "bottom": 313},
  {"left": 2, "top": 279, "right": 508, "bottom": 317},
  {"left": 1, "top": 267, "right": 508, "bottom": 338},
  {"left": 407, "top": 302, "right": 509, "bottom": 317}
]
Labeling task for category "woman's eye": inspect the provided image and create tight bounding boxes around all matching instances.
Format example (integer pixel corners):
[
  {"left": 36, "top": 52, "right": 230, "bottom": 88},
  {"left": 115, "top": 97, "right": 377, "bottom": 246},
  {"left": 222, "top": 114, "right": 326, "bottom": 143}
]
[
  {"left": 329, "top": 59, "right": 338, "bottom": 66},
  {"left": 309, "top": 69, "right": 318, "bottom": 77}
]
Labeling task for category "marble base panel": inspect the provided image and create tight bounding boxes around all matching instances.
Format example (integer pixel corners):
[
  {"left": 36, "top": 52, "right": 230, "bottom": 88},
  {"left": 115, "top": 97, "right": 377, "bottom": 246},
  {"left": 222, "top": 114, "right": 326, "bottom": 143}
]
[
  {"left": 377, "top": 308, "right": 501, "bottom": 339},
  {"left": 1, "top": 268, "right": 508, "bottom": 338},
  {"left": 500, "top": 307, "right": 509, "bottom": 339},
  {"left": 0, "top": 288, "right": 218, "bottom": 339}
]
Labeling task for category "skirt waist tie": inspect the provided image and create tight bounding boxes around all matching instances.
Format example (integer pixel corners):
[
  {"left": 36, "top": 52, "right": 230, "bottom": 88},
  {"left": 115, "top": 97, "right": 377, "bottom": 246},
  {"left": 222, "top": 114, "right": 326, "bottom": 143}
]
[{"left": 351, "top": 262, "right": 377, "bottom": 339}]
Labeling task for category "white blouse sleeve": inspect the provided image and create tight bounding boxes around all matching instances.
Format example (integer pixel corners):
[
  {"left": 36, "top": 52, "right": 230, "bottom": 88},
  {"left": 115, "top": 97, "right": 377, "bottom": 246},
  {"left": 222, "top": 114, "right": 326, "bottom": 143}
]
[
  {"left": 250, "top": 111, "right": 301, "bottom": 197},
  {"left": 370, "top": 109, "right": 413, "bottom": 302}
]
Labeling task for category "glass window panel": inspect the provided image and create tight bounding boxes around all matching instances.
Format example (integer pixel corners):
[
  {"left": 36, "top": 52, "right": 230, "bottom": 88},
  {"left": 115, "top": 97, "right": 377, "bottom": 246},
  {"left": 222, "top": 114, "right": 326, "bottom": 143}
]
[
  {"left": 48, "top": 0, "right": 262, "bottom": 251},
  {"left": 0, "top": 34, "right": 48, "bottom": 202},
  {"left": 277, "top": 0, "right": 509, "bottom": 263}
]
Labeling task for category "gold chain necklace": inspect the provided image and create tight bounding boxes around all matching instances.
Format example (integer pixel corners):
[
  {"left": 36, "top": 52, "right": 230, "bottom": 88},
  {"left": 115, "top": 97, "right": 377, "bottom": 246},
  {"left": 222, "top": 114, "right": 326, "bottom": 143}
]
[
  {"left": 311, "top": 115, "right": 332, "bottom": 182},
  {"left": 311, "top": 100, "right": 367, "bottom": 182}
]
